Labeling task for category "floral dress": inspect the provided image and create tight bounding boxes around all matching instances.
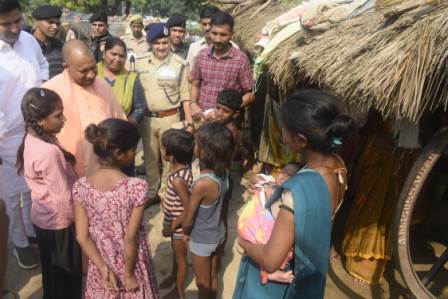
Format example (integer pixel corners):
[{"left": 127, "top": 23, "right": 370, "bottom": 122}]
[{"left": 73, "top": 177, "right": 159, "bottom": 299}]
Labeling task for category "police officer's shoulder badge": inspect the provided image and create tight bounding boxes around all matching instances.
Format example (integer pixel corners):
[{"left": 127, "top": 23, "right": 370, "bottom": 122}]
[{"left": 171, "top": 53, "right": 188, "bottom": 66}]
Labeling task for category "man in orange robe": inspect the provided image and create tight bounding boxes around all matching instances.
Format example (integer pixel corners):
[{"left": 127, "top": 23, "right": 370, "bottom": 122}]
[{"left": 42, "top": 40, "right": 126, "bottom": 176}]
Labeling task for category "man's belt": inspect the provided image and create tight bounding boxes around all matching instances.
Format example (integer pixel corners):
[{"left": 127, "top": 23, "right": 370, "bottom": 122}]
[{"left": 145, "top": 108, "right": 179, "bottom": 118}]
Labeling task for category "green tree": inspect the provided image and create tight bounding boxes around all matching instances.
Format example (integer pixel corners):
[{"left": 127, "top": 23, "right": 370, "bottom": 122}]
[
  {"left": 132, "top": 0, "right": 203, "bottom": 19},
  {"left": 21, "top": 0, "right": 128, "bottom": 15}
]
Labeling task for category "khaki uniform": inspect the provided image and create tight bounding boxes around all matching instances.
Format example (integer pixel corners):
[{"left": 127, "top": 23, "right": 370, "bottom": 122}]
[
  {"left": 136, "top": 52, "right": 190, "bottom": 199},
  {"left": 121, "top": 33, "right": 148, "bottom": 71}
]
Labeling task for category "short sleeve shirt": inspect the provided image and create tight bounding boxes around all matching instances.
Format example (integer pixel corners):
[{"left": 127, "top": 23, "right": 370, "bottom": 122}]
[
  {"left": 121, "top": 33, "right": 148, "bottom": 56},
  {"left": 190, "top": 46, "right": 253, "bottom": 111},
  {"left": 135, "top": 52, "right": 190, "bottom": 112}
]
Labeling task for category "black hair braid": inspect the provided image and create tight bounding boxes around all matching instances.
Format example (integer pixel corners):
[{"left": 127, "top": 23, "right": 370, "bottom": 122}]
[
  {"left": 18, "top": 114, "right": 76, "bottom": 175},
  {"left": 27, "top": 118, "right": 51, "bottom": 142}
]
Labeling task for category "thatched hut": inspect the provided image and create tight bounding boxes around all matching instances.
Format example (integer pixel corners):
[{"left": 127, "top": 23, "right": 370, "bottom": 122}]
[{"left": 232, "top": 1, "right": 448, "bottom": 291}]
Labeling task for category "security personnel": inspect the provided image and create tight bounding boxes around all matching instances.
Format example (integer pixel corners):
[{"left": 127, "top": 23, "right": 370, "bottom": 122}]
[
  {"left": 135, "top": 23, "right": 193, "bottom": 205},
  {"left": 32, "top": 5, "right": 64, "bottom": 78},
  {"left": 166, "top": 14, "right": 190, "bottom": 59},
  {"left": 121, "top": 14, "right": 148, "bottom": 70},
  {"left": 89, "top": 11, "right": 112, "bottom": 62}
]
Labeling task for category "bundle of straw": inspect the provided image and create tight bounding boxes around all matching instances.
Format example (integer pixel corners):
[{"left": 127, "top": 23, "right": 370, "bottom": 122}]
[{"left": 375, "top": 0, "right": 407, "bottom": 9}]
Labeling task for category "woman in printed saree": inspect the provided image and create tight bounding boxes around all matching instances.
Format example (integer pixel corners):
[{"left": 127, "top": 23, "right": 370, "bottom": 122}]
[
  {"left": 96, "top": 37, "right": 147, "bottom": 126},
  {"left": 234, "top": 89, "right": 354, "bottom": 299}
]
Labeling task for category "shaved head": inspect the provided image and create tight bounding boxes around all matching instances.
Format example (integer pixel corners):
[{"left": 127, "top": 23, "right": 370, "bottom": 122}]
[
  {"left": 63, "top": 39, "right": 94, "bottom": 63},
  {"left": 63, "top": 40, "right": 97, "bottom": 86}
]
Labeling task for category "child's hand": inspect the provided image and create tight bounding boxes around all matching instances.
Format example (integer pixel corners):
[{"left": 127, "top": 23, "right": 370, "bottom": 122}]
[
  {"left": 245, "top": 175, "right": 263, "bottom": 195},
  {"left": 267, "top": 270, "right": 294, "bottom": 284},
  {"left": 182, "top": 233, "right": 190, "bottom": 244},
  {"left": 124, "top": 274, "right": 140, "bottom": 292},
  {"left": 275, "top": 173, "right": 289, "bottom": 185},
  {"left": 263, "top": 184, "right": 275, "bottom": 199},
  {"left": 170, "top": 221, "right": 179, "bottom": 234},
  {"left": 205, "top": 110, "right": 217, "bottom": 122},
  {"left": 100, "top": 267, "right": 118, "bottom": 291},
  {"left": 162, "top": 223, "right": 172, "bottom": 238}
]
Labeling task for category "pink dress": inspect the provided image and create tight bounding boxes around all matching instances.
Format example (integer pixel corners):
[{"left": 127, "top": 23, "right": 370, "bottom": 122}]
[{"left": 73, "top": 177, "right": 159, "bottom": 299}]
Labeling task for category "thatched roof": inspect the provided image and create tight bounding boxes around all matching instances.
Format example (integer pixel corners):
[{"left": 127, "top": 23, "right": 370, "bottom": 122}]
[
  {"left": 265, "top": 1, "right": 448, "bottom": 122},
  {"left": 232, "top": 2, "right": 295, "bottom": 52}
]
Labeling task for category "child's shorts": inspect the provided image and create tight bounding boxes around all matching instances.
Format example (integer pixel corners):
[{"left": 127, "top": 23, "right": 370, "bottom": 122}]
[
  {"left": 189, "top": 240, "right": 221, "bottom": 257},
  {"left": 172, "top": 232, "right": 183, "bottom": 240}
]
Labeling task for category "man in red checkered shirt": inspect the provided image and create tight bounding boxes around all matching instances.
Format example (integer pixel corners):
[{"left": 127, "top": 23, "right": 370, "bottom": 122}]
[{"left": 190, "top": 11, "right": 254, "bottom": 119}]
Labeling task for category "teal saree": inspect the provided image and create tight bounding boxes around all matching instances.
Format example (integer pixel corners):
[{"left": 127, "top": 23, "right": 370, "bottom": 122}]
[{"left": 233, "top": 168, "right": 332, "bottom": 299}]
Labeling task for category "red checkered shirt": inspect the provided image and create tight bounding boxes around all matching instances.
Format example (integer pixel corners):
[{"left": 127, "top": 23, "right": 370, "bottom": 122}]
[{"left": 190, "top": 46, "right": 254, "bottom": 111}]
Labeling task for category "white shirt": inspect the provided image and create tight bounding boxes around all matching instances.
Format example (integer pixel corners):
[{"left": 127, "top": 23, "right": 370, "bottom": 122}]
[
  {"left": 0, "top": 110, "right": 5, "bottom": 142},
  {"left": 186, "top": 37, "right": 239, "bottom": 70},
  {"left": 0, "top": 31, "right": 49, "bottom": 197}
]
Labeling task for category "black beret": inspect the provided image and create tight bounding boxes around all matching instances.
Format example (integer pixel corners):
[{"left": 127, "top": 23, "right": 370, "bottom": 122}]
[
  {"left": 32, "top": 5, "right": 62, "bottom": 20},
  {"left": 89, "top": 11, "right": 108, "bottom": 23},
  {"left": 166, "top": 14, "right": 186, "bottom": 29}
]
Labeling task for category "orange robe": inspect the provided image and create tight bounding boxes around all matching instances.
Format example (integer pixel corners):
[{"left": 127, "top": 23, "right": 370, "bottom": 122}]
[{"left": 42, "top": 70, "right": 126, "bottom": 176}]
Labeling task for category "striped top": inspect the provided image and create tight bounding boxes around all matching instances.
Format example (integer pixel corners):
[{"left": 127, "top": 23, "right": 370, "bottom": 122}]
[{"left": 163, "top": 167, "right": 193, "bottom": 235}]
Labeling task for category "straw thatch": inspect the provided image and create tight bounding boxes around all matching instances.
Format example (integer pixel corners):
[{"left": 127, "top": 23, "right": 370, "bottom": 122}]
[
  {"left": 265, "top": 1, "right": 448, "bottom": 122},
  {"left": 233, "top": 1, "right": 291, "bottom": 52}
]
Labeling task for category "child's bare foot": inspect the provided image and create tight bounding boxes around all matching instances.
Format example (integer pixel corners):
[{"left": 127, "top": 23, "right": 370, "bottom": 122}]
[
  {"left": 267, "top": 270, "right": 294, "bottom": 284},
  {"left": 161, "top": 287, "right": 184, "bottom": 299},
  {"left": 159, "top": 275, "right": 176, "bottom": 289}
]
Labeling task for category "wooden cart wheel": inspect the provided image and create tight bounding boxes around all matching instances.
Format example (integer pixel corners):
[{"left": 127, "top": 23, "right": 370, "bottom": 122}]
[{"left": 393, "top": 126, "right": 448, "bottom": 299}]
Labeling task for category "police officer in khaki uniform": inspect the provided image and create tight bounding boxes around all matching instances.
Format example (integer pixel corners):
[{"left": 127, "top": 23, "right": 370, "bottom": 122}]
[
  {"left": 136, "top": 23, "right": 193, "bottom": 204},
  {"left": 122, "top": 15, "right": 148, "bottom": 71}
]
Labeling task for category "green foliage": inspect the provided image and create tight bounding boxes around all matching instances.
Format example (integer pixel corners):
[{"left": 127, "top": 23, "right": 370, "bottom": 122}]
[
  {"left": 22, "top": 0, "right": 87, "bottom": 13},
  {"left": 132, "top": 0, "right": 203, "bottom": 19},
  {"left": 22, "top": 0, "right": 203, "bottom": 19}
]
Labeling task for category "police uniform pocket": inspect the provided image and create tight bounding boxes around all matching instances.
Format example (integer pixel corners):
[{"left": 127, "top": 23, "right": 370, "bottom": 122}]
[{"left": 157, "top": 66, "right": 178, "bottom": 89}]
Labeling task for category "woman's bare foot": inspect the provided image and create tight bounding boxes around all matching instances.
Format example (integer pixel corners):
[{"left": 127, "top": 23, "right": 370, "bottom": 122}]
[
  {"left": 159, "top": 275, "right": 176, "bottom": 289},
  {"left": 267, "top": 270, "right": 294, "bottom": 283}
]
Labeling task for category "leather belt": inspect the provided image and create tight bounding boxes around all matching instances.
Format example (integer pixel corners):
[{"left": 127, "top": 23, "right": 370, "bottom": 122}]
[{"left": 145, "top": 108, "right": 179, "bottom": 118}]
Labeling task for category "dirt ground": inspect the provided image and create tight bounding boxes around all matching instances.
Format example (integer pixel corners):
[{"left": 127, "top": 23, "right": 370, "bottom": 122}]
[{"left": 2, "top": 172, "right": 446, "bottom": 298}]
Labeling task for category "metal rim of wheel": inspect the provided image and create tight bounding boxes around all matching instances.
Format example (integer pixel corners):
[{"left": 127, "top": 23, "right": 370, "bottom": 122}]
[{"left": 393, "top": 126, "right": 448, "bottom": 299}]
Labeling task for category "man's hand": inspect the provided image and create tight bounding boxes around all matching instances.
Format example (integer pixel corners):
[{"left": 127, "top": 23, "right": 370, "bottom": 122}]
[{"left": 190, "top": 102, "right": 204, "bottom": 123}]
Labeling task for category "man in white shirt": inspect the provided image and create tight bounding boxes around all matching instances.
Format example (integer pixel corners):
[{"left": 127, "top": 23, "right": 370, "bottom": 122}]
[
  {"left": 0, "top": 0, "right": 49, "bottom": 270},
  {"left": 186, "top": 5, "right": 239, "bottom": 70}
]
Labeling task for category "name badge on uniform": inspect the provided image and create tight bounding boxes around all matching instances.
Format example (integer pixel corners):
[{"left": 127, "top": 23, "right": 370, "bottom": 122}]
[{"left": 157, "top": 66, "right": 178, "bottom": 88}]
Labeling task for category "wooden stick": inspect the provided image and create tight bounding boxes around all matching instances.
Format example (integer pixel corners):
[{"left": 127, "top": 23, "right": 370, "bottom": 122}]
[
  {"left": 234, "top": 0, "right": 265, "bottom": 17},
  {"left": 250, "top": 0, "right": 274, "bottom": 18}
]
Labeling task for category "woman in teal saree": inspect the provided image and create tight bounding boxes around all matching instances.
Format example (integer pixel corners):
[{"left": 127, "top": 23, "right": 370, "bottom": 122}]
[{"left": 234, "top": 89, "right": 354, "bottom": 299}]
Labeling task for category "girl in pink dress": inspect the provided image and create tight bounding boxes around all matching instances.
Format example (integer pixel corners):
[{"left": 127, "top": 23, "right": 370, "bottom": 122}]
[{"left": 73, "top": 118, "right": 159, "bottom": 299}]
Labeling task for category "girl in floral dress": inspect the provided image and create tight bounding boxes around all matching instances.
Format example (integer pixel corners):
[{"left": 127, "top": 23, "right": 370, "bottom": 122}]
[{"left": 73, "top": 118, "right": 159, "bottom": 299}]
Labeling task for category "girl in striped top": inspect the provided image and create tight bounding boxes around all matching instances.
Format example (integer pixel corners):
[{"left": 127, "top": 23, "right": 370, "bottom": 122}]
[{"left": 160, "top": 129, "right": 194, "bottom": 299}]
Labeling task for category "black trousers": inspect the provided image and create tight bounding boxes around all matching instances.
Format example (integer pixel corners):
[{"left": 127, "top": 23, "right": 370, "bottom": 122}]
[{"left": 34, "top": 224, "right": 82, "bottom": 299}]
